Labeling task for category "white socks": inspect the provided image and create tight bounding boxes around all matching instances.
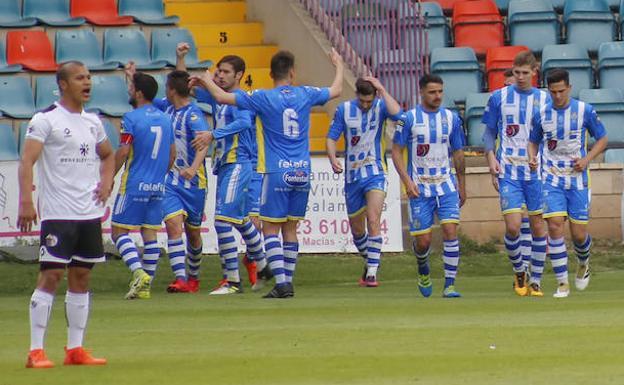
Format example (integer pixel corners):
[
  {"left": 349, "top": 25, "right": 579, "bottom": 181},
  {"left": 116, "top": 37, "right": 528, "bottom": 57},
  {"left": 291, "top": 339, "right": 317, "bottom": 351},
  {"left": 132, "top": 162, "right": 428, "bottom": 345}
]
[
  {"left": 29, "top": 289, "right": 54, "bottom": 351},
  {"left": 65, "top": 291, "right": 90, "bottom": 349}
]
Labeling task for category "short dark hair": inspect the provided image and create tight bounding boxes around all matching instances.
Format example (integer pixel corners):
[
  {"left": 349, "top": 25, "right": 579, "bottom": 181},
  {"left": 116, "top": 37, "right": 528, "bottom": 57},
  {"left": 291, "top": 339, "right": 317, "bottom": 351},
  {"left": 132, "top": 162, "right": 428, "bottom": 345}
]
[
  {"left": 217, "top": 55, "right": 246, "bottom": 75},
  {"left": 546, "top": 68, "right": 570, "bottom": 86},
  {"left": 270, "top": 50, "right": 295, "bottom": 81},
  {"left": 56, "top": 60, "right": 85, "bottom": 85},
  {"left": 133, "top": 72, "right": 158, "bottom": 101},
  {"left": 166, "top": 70, "right": 190, "bottom": 97},
  {"left": 355, "top": 78, "right": 376, "bottom": 96},
  {"left": 419, "top": 74, "right": 443, "bottom": 89},
  {"left": 503, "top": 68, "right": 513, "bottom": 78}
]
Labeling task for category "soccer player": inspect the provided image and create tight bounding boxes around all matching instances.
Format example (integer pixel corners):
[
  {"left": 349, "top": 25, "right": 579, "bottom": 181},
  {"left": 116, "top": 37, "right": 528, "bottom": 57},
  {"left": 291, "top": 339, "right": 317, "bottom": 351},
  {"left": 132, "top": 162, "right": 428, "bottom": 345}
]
[
  {"left": 391, "top": 74, "right": 466, "bottom": 298},
  {"left": 326, "top": 76, "right": 401, "bottom": 287},
  {"left": 528, "top": 69, "right": 608, "bottom": 298},
  {"left": 111, "top": 71, "right": 175, "bottom": 300},
  {"left": 19, "top": 61, "right": 113, "bottom": 368},
  {"left": 191, "top": 48, "right": 344, "bottom": 298},
  {"left": 482, "top": 51, "right": 549, "bottom": 296},
  {"left": 180, "top": 49, "right": 266, "bottom": 295}
]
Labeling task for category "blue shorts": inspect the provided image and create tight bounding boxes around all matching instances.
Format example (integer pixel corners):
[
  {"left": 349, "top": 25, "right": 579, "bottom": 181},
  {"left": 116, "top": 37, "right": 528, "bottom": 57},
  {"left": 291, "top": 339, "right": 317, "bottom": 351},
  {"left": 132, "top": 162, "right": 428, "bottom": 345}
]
[
  {"left": 111, "top": 194, "right": 164, "bottom": 230},
  {"left": 163, "top": 183, "right": 207, "bottom": 228},
  {"left": 499, "top": 178, "right": 543, "bottom": 215},
  {"left": 345, "top": 174, "right": 387, "bottom": 217},
  {"left": 246, "top": 171, "right": 262, "bottom": 217},
  {"left": 215, "top": 162, "right": 252, "bottom": 224},
  {"left": 408, "top": 192, "right": 460, "bottom": 236},
  {"left": 542, "top": 183, "right": 590, "bottom": 224},
  {"left": 260, "top": 169, "right": 310, "bottom": 223}
]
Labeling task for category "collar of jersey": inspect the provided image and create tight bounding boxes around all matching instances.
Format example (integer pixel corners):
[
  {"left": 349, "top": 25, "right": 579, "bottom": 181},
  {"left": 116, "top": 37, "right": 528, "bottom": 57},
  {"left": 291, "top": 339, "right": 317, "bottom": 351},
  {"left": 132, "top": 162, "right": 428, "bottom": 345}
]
[
  {"left": 511, "top": 85, "right": 535, "bottom": 95},
  {"left": 55, "top": 101, "right": 84, "bottom": 115}
]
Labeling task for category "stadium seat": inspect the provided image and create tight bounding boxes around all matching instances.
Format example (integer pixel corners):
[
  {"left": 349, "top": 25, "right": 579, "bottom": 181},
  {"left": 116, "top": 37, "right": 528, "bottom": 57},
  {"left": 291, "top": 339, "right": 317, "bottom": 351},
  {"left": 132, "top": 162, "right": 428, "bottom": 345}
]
[
  {"left": 495, "top": 0, "right": 510, "bottom": 14},
  {"left": 464, "top": 92, "right": 491, "bottom": 146},
  {"left": 0, "top": 76, "right": 36, "bottom": 118},
  {"left": 6, "top": 31, "right": 57, "bottom": 72},
  {"left": 604, "top": 148, "right": 624, "bottom": 163},
  {"left": 86, "top": 75, "right": 132, "bottom": 117},
  {"left": 19, "top": 121, "right": 28, "bottom": 154},
  {"left": 104, "top": 29, "right": 168, "bottom": 70},
  {"left": 35, "top": 76, "right": 60, "bottom": 111},
  {"left": 151, "top": 28, "right": 213, "bottom": 69},
  {"left": 541, "top": 44, "right": 592, "bottom": 98},
  {"left": 430, "top": 47, "right": 482, "bottom": 103},
  {"left": 0, "top": 124, "right": 19, "bottom": 161},
  {"left": 485, "top": 45, "right": 537, "bottom": 91},
  {"left": 341, "top": 3, "right": 391, "bottom": 59},
  {"left": 436, "top": 0, "right": 461, "bottom": 13},
  {"left": 551, "top": 0, "right": 565, "bottom": 11},
  {"left": 0, "top": 38, "right": 22, "bottom": 73},
  {"left": 23, "top": 0, "right": 86, "bottom": 27},
  {"left": 579, "top": 88, "right": 624, "bottom": 142},
  {"left": 71, "top": 0, "right": 133, "bottom": 26},
  {"left": 55, "top": 30, "right": 119, "bottom": 71},
  {"left": 372, "top": 49, "right": 419, "bottom": 106},
  {"left": 399, "top": 2, "right": 449, "bottom": 52},
  {"left": 564, "top": 0, "right": 616, "bottom": 54},
  {"left": 452, "top": 0, "right": 504, "bottom": 56},
  {"left": 153, "top": 73, "right": 167, "bottom": 100},
  {"left": 102, "top": 119, "right": 120, "bottom": 150},
  {"left": 508, "top": 0, "right": 560, "bottom": 53},
  {"left": 118, "top": 0, "right": 179, "bottom": 25},
  {"left": 0, "top": 0, "right": 37, "bottom": 27},
  {"left": 598, "top": 42, "right": 624, "bottom": 91}
]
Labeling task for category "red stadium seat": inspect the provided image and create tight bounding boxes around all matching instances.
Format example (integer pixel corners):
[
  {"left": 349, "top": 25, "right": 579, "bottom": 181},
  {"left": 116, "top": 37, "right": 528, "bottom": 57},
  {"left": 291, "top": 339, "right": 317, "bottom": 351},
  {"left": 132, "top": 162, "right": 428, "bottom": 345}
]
[
  {"left": 453, "top": 0, "right": 504, "bottom": 56},
  {"left": 6, "top": 30, "right": 57, "bottom": 72},
  {"left": 71, "top": 0, "right": 133, "bottom": 26},
  {"left": 434, "top": 0, "right": 462, "bottom": 13},
  {"left": 486, "top": 45, "right": 538, "bottom": 91}
]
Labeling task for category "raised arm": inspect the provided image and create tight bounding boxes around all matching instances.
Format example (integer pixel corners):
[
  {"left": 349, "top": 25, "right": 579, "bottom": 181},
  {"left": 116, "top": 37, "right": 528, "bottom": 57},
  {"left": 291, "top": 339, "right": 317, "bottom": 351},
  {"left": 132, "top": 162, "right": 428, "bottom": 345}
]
[
  {"left": 189, "top": 72, "right": 237, "bottom": 105},
  {"left": 328, "top": 48, "right": 344, "bottom": 100},
  {"left": 363, "top": 76, "right": 401, "bottom": 116},
  {"left": 175, "top": 42, "right": 190, "bottom": 72}
]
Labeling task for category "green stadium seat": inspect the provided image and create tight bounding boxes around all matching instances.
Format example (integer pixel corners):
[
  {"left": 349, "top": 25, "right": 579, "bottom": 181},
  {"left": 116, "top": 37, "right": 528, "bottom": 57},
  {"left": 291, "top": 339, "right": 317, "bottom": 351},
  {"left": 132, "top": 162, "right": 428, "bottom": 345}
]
[
  {"left": 399, "top": 2, "right": 449, "bottom": 52},
  {"left": 102, "top": 118, "right": 120, "bottom": 150},
  {"left": 151, "top": 28, "right": 212, "bottom": 69},
  {"left": 508, "top": 0, "right": 560, "bottom": 53},
  {"left": 464, "top": 92, "right": 491, "bottom": 146},
  {"left": 104, "top": 28, "right": 168, "bottom": 70},
  {"left": 19, "top": 121, "right": 28, "bottom": 155},
  {"left": 86, "top": 75, "right": 132, "bottom": 117},
  {"left": 0, "top": 76, "right": 35, "bottom": 118},
  {"left": 541, "top": 44, "right": 592, "bottom": 98},
  {"left": 598, "top": 42, "right": 624, "bottom": 91},
  {"left": 23, "top": 0, "right": 86, "bottom": 27},
  {"left": 0, "top": 38, "right": 22, "bottom": 73},
  {"left": 564, "top": 0, "right": 616, "bottom": 53},
  {"left": 56, "top": 30, "right": 119, "bottom": 71},
  {"left": 35, "top": 76, "right": 59, "bottom": 111},
  {"left": 579, "top": 88, "right": 624, "bottom": 142},
  {"left": 604, "top": 148, "right": 624, "bottom": 163},
  {"left": 431, "top": 47, "right": 483, "bottom": 103},
  {"left": 0, "top": 0, "right": 38, "bottom": 27},
  {"left": 0, "top": 124, "right": 19, "bottom": 161},
  {"left": 118, "top": 0, "right": 179, "bottom": 25}
]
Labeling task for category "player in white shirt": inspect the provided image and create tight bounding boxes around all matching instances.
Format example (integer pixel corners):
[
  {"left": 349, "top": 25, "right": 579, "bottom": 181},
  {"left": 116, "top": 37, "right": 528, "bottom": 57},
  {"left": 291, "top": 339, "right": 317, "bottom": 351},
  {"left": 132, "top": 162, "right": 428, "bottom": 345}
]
[{"left": 18, "top": 61, "right": 114, "bottom": 368}]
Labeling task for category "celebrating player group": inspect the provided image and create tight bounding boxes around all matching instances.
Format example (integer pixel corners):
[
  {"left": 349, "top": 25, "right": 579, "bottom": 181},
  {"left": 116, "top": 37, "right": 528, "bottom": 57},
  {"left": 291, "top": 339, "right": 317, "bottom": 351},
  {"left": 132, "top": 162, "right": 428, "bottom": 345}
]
[{"left": 17, "top": 46, "right": 607, "bottom": 368}]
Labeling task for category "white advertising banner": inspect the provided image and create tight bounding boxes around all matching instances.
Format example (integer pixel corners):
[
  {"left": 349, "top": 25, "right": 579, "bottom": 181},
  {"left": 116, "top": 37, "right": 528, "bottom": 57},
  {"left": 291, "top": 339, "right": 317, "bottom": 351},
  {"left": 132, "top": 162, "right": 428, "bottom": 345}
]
[{"left": 0, "top": 157, "right": 403, "bottom": 253}]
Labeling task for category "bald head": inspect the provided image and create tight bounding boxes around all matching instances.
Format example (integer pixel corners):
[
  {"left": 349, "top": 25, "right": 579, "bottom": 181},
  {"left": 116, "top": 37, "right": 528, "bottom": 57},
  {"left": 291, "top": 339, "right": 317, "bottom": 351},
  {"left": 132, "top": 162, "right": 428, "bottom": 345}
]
[
  {"left": 55, "top": 61, "right": 92, "bottom": 108},
  {"left": 56, "top": 61, "right": 86, "bottom": 86}
]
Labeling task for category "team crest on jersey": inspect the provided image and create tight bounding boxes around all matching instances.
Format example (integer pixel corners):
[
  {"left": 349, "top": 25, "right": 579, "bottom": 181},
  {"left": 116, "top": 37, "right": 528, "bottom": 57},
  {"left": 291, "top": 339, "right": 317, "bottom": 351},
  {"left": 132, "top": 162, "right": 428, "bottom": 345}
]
[
  {"left": 283, "top": 170, "right": 309, "bottom": 187},
  {"left": 80, "top": 143, "right": 89, "bottom": 156},
  {"left": 548, "top": 139, "right": 557, "bottom": 151},
  {"left": 190, "top": 113, "right": 199, "bottom": 121},
  {"left": 416, "top": 144, "right": 430, "bottom": 157},
  {"left": 351, "top": 135, "right": 361, "bottom": 146},
  {"left": 506, "top": 124, "right": 520, "bottom": 137},
  {"left": 45, "top": 234, "right": 58, "bottom": 247}
]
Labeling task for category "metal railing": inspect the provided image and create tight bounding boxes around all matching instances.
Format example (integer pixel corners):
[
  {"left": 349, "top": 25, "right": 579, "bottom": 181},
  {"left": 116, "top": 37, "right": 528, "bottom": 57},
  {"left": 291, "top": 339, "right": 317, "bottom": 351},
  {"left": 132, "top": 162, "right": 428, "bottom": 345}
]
[{"left": 300, "top": 0, "right": 429, "bottom": 107}]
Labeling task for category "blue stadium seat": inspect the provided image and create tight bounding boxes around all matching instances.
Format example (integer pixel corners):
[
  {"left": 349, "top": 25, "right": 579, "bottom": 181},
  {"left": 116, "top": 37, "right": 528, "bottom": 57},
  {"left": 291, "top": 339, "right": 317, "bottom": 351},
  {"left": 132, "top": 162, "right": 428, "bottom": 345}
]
[
  {"left": 604, "top": 148, "right": 624, "bottom": 163},
  {"left": 102, "top": 119, "right": 120, "bottom": 150},
  {"left": 342, "top": 3, "right": 391, "bottom": 59},
  {"left": 541, "top": 44, "right": 592, "bottom": 98},
  {"left": 118, "top": 0, "right": 179, "bottom": 25},
  {"left": 598, "top": 42, "right": 624, "bottom": 91},
  {"left": 152, "top": 73, "right": 167, "bottom": 100},
  {"left": 86, "top": 75, "right": 132, "bottom": 117},
  {"left": 579, "top": 88, "right": 624, "bottom": 142},
  {"left": 151, "top": 28, "right": 212, "bottom": 69},
  {"left": 23, "top": 0, "right": 86, "bottom": 27},
  {"left": 19, "top": 121, "right": 28, "bottom": 155},
  {"left": 104, "top": 28, "right": 168, "bottom": 70},
  {"left": 0, "top": 38, "right": 22, "bottom": 73},
  {"left": 564, "top": 0, "right": 616, "bottom": 53},
  {"left": 35, "top": 76, "right": 59, "bottom": 111},
  {"left": 56, "top": 30, "right": 119, "bottom": 71},
  {"left": 0, "top": 76, "right": 35, "bottom": 118},
  {"left": 0, "top": 0, "right": 37, "bottom": 27},
  {"left": 0, "top": 124, "right": 19, "bottom": 161},
  {"left": 372, "top": 48, "right": 418, "bottom": 106},
  {"left": 508, "top": 0, "right": 559, "bottom": 53},
  {"left": 551, "top": 0, "right": 565, "bottom": 12},
  {"left": 399, "top": 1, "right": 449, "bottom": 52},
  {"left": 464, "top": 92, "right": 491, "bottom": 147},
  {"left": 430, "top": 47, "right": 482, "bottom": 103}
]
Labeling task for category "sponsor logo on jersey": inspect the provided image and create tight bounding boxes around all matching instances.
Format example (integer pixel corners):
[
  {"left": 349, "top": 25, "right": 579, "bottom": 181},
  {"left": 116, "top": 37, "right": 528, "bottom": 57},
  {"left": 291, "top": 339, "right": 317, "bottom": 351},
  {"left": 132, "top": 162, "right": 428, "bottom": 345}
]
[
  {"left": 506, "top": 124, "right": 520, "bottom": 137},
  {"left": 416, "top": 144, "right": 430, "bottom": 157},
  {"left": 278, "top": 159, "right": 309, "bottom": 169},
  {"left": 138, "top": 182, "right": 165, "bottom": 193},
  {"left": 64, "top": 128, "right": 72, "bottom": 137},
  {"left": 351, "top": 135, "right": 361, "bottom": 146},
  {"left": 283, "top": 170, "right": 309, "bottom": 187},
  {"left": 548, "top": 139, "right": 557, "bottom": 151}
]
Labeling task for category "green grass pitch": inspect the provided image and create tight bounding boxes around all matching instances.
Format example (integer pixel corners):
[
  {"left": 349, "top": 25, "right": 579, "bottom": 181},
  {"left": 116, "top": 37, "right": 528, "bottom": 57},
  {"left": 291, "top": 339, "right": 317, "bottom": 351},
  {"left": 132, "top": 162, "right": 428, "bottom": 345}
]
[{"left": 1, "top": 245, "right": 624, "bottom": 385}]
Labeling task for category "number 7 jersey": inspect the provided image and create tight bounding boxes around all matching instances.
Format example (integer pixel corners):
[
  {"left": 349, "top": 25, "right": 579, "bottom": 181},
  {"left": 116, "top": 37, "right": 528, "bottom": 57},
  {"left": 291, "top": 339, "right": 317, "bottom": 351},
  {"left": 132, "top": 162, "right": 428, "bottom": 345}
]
[{"left": 234, "top": 86, "right": 330, "bottom": 173}]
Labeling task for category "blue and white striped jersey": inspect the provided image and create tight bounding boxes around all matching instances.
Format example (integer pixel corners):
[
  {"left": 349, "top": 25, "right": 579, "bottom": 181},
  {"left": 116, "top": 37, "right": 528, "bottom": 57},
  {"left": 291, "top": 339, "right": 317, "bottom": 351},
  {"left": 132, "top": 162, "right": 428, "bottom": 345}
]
[
  {"left": 394, "top": 106, "right": 465, "bottom": 197},
  {"left": 153, "top": 98, "right": 209, "bottom": 189},
  {"left": 530, "top": 98, "right": 606, "bottom": 190},
  {"left": 327, "top": 98, "right": 401, "bottom": 183},
  {"left": 482, "top": 85, "right": 549, "bottom": 181}
]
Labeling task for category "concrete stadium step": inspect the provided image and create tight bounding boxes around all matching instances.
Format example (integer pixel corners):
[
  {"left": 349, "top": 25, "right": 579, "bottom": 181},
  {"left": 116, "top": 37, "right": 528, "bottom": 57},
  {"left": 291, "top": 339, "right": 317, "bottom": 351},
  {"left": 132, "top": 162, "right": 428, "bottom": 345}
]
[
  {"left": 165, "top": 1, "right": 246, "bottom": 23},
  {"left": 187, "top": 23, "right": 264, "bottom": 46},
  {"left": 199, "top": 45, "right": 278, "bottom": 68}
]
